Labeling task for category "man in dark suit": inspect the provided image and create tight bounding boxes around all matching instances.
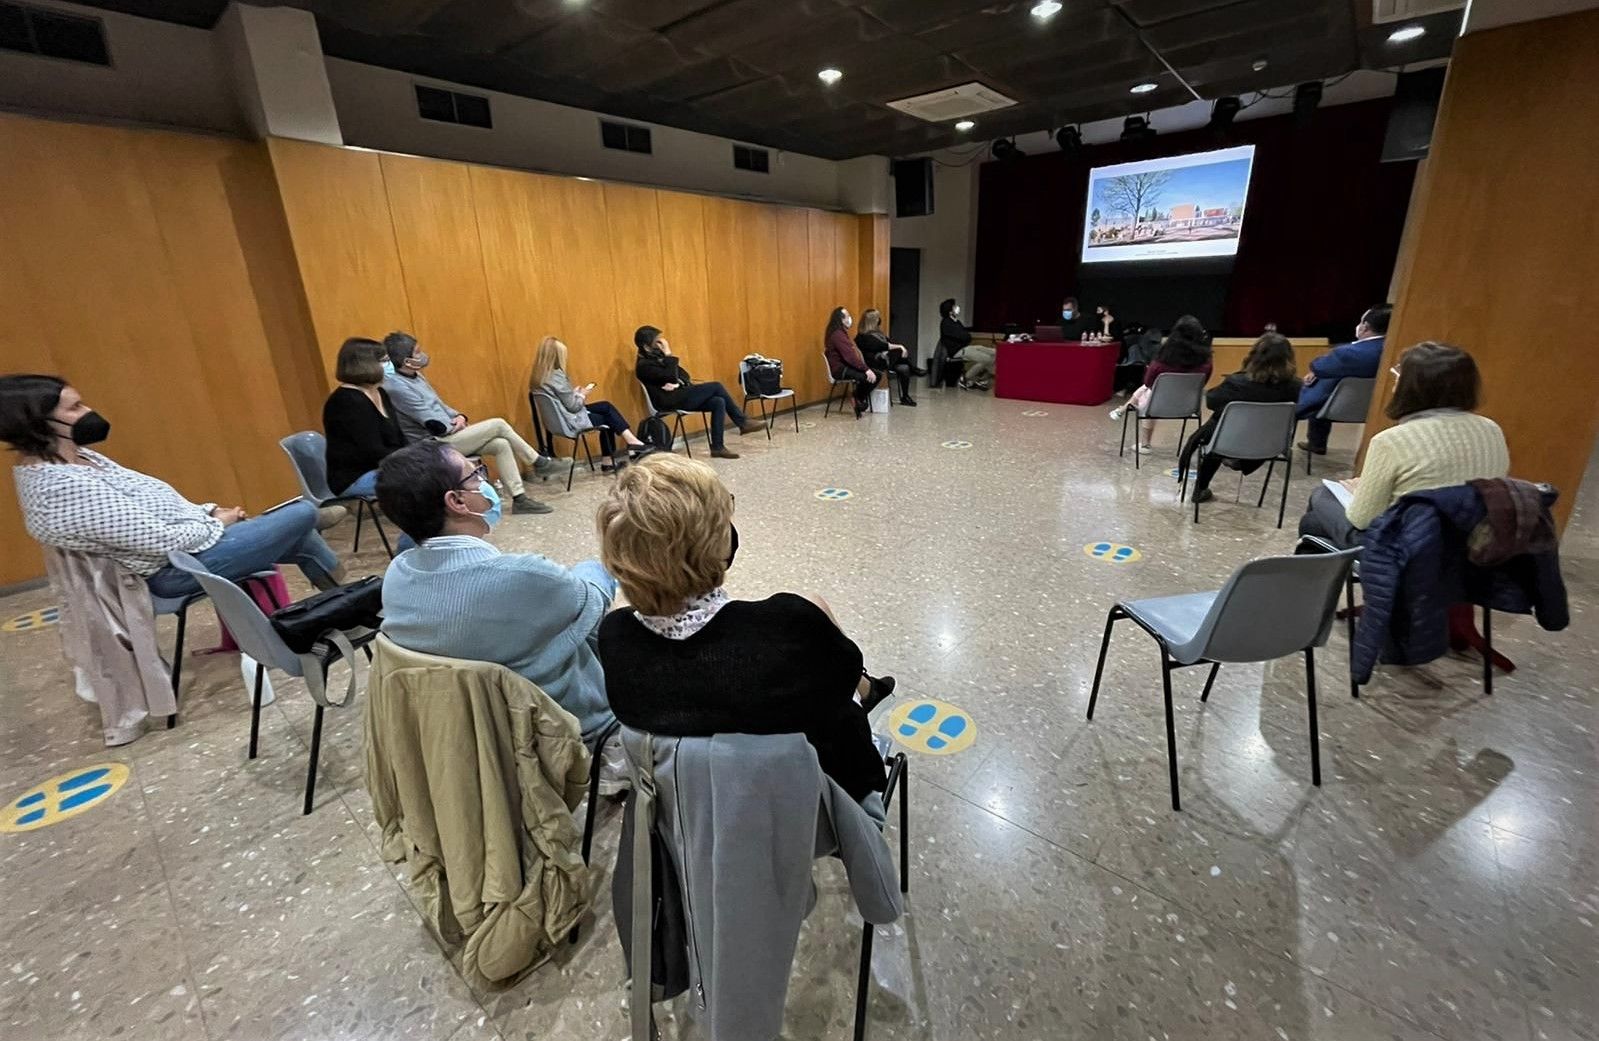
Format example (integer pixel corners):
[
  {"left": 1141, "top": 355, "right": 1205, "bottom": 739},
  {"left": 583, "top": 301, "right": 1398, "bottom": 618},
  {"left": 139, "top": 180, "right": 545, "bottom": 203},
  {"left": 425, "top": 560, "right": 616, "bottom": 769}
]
[{"left": 1296, "top": 304, "right": 1391, "bottom": 455}]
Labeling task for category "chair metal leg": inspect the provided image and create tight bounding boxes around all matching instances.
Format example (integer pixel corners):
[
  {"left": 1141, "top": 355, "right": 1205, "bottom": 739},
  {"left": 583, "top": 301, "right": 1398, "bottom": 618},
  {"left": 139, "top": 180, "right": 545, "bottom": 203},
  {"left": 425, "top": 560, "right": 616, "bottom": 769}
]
[
  {"left": 1346, "top": 576, "right": 1359, "bottom": 699},
  {"left": 303, "top": 704, "right": 325, "bottom": 815},
  {"left": 898, "top": 759, "right": 908, "bottom": 894},
  {"left": 369, "top": 507, "right": 395, "bottom": 559},
  {"left": 1304, "top": 646, "right": 1322, "bottom": 787},
  {"left": 1086, "top": 607, "right": 1123, "bottom": 720},
  {"left": 1276, "top": 454, "right": 1291, "bottom": 529},
  {"left": 1192, "top": 448, "right": 1203, "bottom": 523},
  {"left": 352, "top": 499, "right": 366, "bottom": 553},
  {"left": 167, "top": 599, "right": 191, "bottom": 728},
  {"left": 573, "top": 719, "right": 620, "bottom": 944},
  {"left": 1118, "top": 405, "right": 1130, "bottom": 458},
  {"left": 674, "top": 414, "right": 691, "bottom": 457},
  {"left": 1482, "top": 606, "right": 1493, "bottom": 695},
  {"left": 1199, "top": 662, "right": 1220, "bottom": 702},
  {"left": 582, "top": 433, "right": 598, "bottom": 474},
  {"left": 566, "top": 437, "right": 579, "bottom": 492},
  {"left": 1177, "top": 416, "right": 1190, "bottom": 454},
  {"left": 248, "top": 663, "right": 265, "bottom": 759},
  {"left": 792, "top": 397, "right": 801, "bottom": 434},
  {"left": 1160, "top": 647, "right": 1181, "bottom": 812},
  {"left": 853, "top": 922, "right": 874, "bottom": 1041},
  {"left": 1257, "top": 460, "right": 1274, "bottom": 508}
]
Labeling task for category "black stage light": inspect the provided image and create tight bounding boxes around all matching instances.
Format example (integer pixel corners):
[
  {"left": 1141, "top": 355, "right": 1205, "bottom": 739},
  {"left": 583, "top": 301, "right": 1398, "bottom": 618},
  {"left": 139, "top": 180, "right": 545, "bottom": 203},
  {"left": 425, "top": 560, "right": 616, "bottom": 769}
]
[
  {"left": 1054, "top": 125, "right": 1083, "bottom": 153},
  {"left": 991, "top": 137, "right": 1025, "bottom": 160},
  {"left": 1120, "top": 114, "right": 1155, "bottom": 142},
  {"left": 1209, "top": 95, "right": 1241, "bottom": 130},
  {"left": 1294, "top": 81, "right": 1323, "bottom": 123}
]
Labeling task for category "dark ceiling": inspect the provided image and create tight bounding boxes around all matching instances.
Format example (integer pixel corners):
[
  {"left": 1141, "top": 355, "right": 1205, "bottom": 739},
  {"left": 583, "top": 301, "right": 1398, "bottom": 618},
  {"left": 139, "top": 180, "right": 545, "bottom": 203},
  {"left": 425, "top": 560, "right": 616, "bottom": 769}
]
[{"left": 79, "top": 0, "right": 1461, "bottom": 160}]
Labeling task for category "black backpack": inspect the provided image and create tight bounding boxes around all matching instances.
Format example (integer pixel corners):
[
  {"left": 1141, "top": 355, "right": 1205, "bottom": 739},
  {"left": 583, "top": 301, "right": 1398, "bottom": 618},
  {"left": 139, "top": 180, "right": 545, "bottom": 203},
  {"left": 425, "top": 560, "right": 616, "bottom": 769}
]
[
  {"left": 742, "top": 355, "right": 783, "bottom": 396},
  {"left": 639, "top": 415, "right": 673, "bottom": 450}
]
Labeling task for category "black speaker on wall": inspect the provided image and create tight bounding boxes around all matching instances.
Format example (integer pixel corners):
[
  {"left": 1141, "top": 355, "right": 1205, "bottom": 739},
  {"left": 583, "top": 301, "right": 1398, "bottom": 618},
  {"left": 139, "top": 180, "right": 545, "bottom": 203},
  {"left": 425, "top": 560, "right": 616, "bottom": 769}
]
[
  {"left": 1382, "top": 66, "right": 1447, "bottom": 162},
  {"left": 893, "top": 157, "right": 934, "bottom": 218}
]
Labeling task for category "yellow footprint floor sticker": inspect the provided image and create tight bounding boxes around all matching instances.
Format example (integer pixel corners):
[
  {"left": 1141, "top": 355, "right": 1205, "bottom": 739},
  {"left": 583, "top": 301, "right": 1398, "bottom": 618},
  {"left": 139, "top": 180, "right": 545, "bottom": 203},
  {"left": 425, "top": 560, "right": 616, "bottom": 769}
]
[
  {"left": 1, "top": 763, "right": 130, "bottom": 833},
  {"left": 886, "top": 698, "right": 976, "bottom": 756}
]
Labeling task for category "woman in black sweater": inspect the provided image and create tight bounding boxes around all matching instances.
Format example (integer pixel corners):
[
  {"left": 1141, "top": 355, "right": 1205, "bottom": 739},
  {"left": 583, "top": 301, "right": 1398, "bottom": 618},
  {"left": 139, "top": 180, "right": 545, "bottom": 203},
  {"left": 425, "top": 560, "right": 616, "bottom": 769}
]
[
  {"left": 1178, "top": 333, "right": 1300, "bottom": 503},
  {"left": 632, "top": 325, "right": 760, "bottom": 459},
  {"left": 933, "top": 297, "right": 974, "bottom": 387},
  {"left": 596, "top": 454, "right": 894, "bottom": 803},
  {"left": 854, "top": 308, "right": 920, "bottom": 406},
  {"left": 322, "top": 337, "right": 407, "bottom": 497}
]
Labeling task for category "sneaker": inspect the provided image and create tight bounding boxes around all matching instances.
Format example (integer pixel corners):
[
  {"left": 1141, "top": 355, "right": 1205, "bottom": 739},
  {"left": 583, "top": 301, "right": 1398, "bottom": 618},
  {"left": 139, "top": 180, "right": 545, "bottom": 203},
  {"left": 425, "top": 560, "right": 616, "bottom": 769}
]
[
  {"left": 1135, "top": 443, "right": 1155, "bottom": 454},
  {"left": 860, "top": 674, "right": 896, "bottom": 714},
  {"left": 957, "top": 378, "right": 973, "bottom": 390},
  {"left": 511, "top": 493, "right": 553, "bottom": 514},
  {"left": 1108, "top": 406, "right": 1125, "bottom": 421},
  {"left": 737, "top": 420, "right": 764, "bottom": 435},
  {"left": 1296, "top": 441, "right": 1327, "bottom": 456},
  {"left": 532, "top": 456, "right": 563, "bottom": 478},
  {"left": 710, "top": 447, "right": 740, "bottom": 459}
]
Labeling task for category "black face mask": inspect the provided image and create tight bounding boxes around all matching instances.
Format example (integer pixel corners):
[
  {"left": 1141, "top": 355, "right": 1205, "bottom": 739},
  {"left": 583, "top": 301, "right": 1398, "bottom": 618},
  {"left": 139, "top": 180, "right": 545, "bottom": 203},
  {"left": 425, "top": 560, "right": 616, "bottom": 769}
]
[
  {"left": 726, "top": 523, "right": 739, "bottom": 568},
  {"left": 58, "top": 411, "right": 111, "bottom": 446}
]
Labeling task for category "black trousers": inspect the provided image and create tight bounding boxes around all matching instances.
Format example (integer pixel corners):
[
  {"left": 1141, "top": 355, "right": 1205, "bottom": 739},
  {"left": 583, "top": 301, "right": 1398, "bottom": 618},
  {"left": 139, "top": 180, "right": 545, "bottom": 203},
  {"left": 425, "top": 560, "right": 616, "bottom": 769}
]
[
  {"left": 837, "top": 364, "right": 878, "bottom": 405},
  {"left": 863, "top": 351, "right": 912, "bottom": 399}
]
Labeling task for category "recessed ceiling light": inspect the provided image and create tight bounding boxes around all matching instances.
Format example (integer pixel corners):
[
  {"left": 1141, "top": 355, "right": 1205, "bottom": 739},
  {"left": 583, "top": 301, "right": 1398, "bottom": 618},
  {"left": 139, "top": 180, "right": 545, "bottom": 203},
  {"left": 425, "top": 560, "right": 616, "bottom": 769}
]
[
  {"left": 1030, "top": 1, "right": 1063, "bottom": 18},
  {"left": 1387, "top": 24, "right": 1426, "bottom": 43},
  {"left": 1130, "top": 82, "right": 1158, "bottom": 94},
  {"left": 955, "top": 119, "right": 976, "bottom": 132},
  {"left": 1252, "top": 58, "right": 1269, "bottom": 72},
  {"left": 818, "top": 67, "right": 843, "bottom": 85}
]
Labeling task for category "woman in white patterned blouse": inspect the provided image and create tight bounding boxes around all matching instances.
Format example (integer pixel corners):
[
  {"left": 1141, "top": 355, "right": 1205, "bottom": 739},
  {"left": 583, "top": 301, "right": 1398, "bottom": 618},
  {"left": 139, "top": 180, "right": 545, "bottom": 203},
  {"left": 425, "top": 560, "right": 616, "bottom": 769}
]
[{"left": 2, "top": 374, "right": 341, "bottom": 598}]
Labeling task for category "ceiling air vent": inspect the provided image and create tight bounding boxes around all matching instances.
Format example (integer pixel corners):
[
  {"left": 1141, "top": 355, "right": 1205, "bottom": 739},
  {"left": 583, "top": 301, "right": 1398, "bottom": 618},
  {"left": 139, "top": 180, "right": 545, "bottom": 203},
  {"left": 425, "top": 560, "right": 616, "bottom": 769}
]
[
  {"left": 1372, "top": 0, "right": 1464, "bottom": 23},
  {"left": 886, "top": 83, "right": 1017, "bottom": 124}
]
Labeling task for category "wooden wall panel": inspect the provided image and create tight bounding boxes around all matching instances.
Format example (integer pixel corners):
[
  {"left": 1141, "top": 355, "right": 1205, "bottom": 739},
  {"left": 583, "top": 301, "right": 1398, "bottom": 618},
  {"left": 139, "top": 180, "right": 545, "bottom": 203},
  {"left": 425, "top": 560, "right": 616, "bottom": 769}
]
[
  {"left": 775, "top": 209, "right": 820, "bottom": 399},
  {"left": 836, "top": 214, "right": 861, "bottom": 319},
  {"left": 858, "top": 214, "right": 891, "bottom": 326},
  {"left": 739, "top": 205, "right": 781, "bottom": 364},
  {"left": 656, "top": 193, "right": 713, "bottom": 415},
  {"left": 268, "top": 137, "right": 412, "bottom": 370},
  {"left": 379, "top": 153, "right": 509, "bottom": 425},
  {"left": 603, "top": 183, "right": 668, "bottom": 413},
  {"left": 1366, "top": 10, "right": 1599, "bottom": 531},
  {"left": 701, "top": 197, "right": 751, "bottom": 368}
]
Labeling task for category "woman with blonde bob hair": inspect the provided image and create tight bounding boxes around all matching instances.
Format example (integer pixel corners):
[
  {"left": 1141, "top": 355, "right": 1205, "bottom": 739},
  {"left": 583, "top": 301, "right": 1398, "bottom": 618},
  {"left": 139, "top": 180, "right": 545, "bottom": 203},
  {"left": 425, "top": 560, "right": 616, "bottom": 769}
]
[
  {"left": 594, "top": 454, "right": 896, "bottom": 804},
  {"left": 530, "top": 335, "right": 651, "bottom": 470}
]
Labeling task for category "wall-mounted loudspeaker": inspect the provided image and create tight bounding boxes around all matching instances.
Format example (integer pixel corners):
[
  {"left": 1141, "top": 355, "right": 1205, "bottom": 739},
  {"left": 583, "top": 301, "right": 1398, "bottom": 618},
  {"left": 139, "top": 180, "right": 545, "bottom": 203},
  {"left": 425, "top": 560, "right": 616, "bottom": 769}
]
[
  {"left": 1382, "top": 67, "right": 1447, "bottom": 163},
  {"left": 892, "top": 157, "right": 934, "bottom": 218}
]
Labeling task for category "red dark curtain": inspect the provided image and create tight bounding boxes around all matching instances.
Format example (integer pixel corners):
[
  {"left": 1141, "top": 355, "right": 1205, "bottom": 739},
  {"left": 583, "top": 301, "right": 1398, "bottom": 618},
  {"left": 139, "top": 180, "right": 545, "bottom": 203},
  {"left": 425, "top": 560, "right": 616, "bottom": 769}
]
[{"left": 972, "top": 99, "right": 1417, "bottom": 339}]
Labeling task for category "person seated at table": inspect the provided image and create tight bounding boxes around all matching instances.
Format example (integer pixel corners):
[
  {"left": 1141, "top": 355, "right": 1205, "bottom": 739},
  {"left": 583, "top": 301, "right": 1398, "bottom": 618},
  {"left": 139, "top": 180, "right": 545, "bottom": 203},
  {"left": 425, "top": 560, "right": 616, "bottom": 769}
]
[
  {"left": 825, "top": 306, "right": 882, "bottom": 417},
  {"left": 1178, "top": 333, "right": 1299, "bottom": 503},
  {"left": 3, "top": 373, "right": 341, "bottom": 598},
  {"left": 1058, "top": 296, "right": 1086, "bottom": 340},
  {"left": 855, "top": 308, "right": 921, "bottom": 407},
  {"left": 595, "top": 454, "right": 896, "bottom": 805},
  {"left": 937, "top": 298, "right": 992, "bottom": 389},
  {"left": 634, "top": 325, "right": 762, "bottom": 460},
  {"left": 375, "top": 440, "right": 620, "bottom": 749},
  {"left": 1108, "top": 315, "right": 1214, "bottom": 454},
  {"left": 1298, "top": 341, "right": 1508, "bottom": 549},
  {"left": 1295, "top": 304, "right": 1390, "bottom": 456},
  {"left": 382, "top": 331, "right": 556, "bottom": 515},
  {"left": 530, "top": 336, "right": 653, "bottom": 471}
]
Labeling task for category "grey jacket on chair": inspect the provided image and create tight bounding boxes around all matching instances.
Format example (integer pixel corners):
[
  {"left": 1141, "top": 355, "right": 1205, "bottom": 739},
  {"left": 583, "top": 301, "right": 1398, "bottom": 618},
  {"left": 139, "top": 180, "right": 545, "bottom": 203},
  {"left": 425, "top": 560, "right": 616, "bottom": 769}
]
[
  {"left": 535, "top": 370, "right": 593, "bottom": 438},
  {"left": 612, "top": 728, "right": 903, "bottom": 1041}
]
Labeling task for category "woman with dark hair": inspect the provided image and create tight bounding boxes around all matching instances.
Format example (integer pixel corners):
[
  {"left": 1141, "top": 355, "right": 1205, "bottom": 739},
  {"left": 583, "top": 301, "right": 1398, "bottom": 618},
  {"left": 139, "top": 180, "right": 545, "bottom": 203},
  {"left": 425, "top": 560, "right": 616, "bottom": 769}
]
[
  {"left": 824, "top": 306, "right": 879, "bottom": 417},
  {"left": 855, "top": 308, "right": 921, "bottom": 407},
  {"left": 323, "top": 337, "right": 407, "bottom": 498},
  {"left": 1109, "top": 315, "right": 1214, "bottom": 453},
  {"left": 1178, "top": 333, "right": 1299, "bottom": 504},
  {"left": 1298, "top": 342, "right": 1508, "bottom": 548},
  {"left": 633, "top": 325, "right": 761, "bottom": 460},
  {"left": 2, "top": 374, "right": 339, "bottom": 598}
]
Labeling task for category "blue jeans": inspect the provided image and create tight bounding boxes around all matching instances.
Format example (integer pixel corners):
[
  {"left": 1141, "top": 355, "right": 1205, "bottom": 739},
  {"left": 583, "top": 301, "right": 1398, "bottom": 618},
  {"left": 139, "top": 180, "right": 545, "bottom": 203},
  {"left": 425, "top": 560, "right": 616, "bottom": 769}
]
[
  {"left": 337, "top": 470, "right": 415, "bottom": 552},
  {"left": 585, "top": 401, "right": 632, "bottom": 456},
  {"left": 674, "top": 383, "right": 747, "bottom": 449},
  {"left": 147, "top": 500, "right": 339, "bottom": 599}
]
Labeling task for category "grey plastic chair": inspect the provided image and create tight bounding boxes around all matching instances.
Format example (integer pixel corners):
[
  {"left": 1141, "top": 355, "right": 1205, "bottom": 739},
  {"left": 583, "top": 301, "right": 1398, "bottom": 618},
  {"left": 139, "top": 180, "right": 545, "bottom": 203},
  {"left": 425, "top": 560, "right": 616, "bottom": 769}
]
[
  {"left": 1085, "top": 545, "right": 1360, "bottom": 811},
  {"left": 530, "top": 389, "right": 613, "bottom": 491},
  {"left": 166, "top": 552, "right": 376, "bottom": 815},
  {"left": 635, "top": 378, "right": 715, "bottom": 457},
  {"left": 152, "top": 572, "right": 282, "bottom": 730},
  {"left": 739, "top": 359, "right": 800, "bottom": 438},
  {"left": 1182, "top": 400, "right": 1298, "bottom": 527},
  {"left": 1304, "top": 376, "right": 1377, "bottom": 473},
  {"left": 279, "top": 431, "right": 394, "bottom": 558},
  {"left": 1120, "top": 371, "right": 1206, "bottom": 470}
]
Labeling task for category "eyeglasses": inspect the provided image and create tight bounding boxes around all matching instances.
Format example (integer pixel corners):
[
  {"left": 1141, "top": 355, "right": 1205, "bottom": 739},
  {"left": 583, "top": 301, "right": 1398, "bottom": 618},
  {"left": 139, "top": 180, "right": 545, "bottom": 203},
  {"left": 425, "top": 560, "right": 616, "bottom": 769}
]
[
  {"left": 1389, "top": 365, "right": 1402, "bottom": 379},
  {"left": 456, "top": 463, "right": 489, "bottom": 490}
]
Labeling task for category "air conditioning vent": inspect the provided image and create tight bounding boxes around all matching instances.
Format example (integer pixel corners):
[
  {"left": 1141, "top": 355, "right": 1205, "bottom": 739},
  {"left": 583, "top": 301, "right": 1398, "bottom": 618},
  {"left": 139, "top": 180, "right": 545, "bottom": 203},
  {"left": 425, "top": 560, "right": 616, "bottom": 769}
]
[
  {"left": 886, "top": 82, "right": 1017, "bottom": 124},
  {"left": 732, "top": 144, "right": 770, "bottom": 173},
  {"left": 0, "top": 2, "right": 110, "bottom": 65},
  {"left": 600, "top": 119, "right": 652, "bottom": 155},
  {"left": 1372, "top": 0, "right": 1464, "bottom": 23},
  {"left": 414, "top": 84, "right": 492, "bottom": 128}
]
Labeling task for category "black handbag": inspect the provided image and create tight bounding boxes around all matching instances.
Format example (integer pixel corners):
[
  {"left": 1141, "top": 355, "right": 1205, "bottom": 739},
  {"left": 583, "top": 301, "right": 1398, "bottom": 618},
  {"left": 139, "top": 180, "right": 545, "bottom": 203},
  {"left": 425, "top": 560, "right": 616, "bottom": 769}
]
[
  {"left": 270, "top": 576, "right": 384, "bottom": 654},
  {"left": 742, "top": 355, "right": 783, "bottom": 396}
]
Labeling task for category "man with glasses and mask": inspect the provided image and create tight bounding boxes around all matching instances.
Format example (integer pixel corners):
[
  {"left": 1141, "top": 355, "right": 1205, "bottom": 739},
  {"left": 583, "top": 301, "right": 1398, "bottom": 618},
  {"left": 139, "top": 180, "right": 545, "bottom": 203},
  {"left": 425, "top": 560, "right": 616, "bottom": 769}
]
[
  {"left": 381, "top": 330, "right": 559, "bottom": 515},
  {"left": 376, "top": 441, "right": 620, "bottom": 759}
]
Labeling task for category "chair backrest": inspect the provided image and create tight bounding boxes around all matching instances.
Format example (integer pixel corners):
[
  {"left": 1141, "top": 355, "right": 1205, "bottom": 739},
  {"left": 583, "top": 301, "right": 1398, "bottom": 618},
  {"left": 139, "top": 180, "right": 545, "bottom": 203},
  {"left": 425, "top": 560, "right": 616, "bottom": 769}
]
[
  {"left": 1208, "top": 401, "right": 1297, "bottom": 461},
  {"left": 526, "top": 391, "right": 553, "bottom": 456},
  {"left": 165, "top": 552, "right": 303, "bottom": 675},
  {"left": 1144, "top": 371, "right": 1207, "bottom": 418},
  {"left": 635, "top": 377, "right": 666, "bottom": 415},
  {"left": 1176, "top": 549, "right": 1360, "bottom": 663},
  {"left": 1318, "top": 376, "right": 1377, "bottom": 424},
  {"left": 279, "top": 431, "right": 336, "bottom": 504},
  {"left": 820, "top": 349, "right": 839, "bottom": 385},
  {"left": 529, "top": 388, "right": 582, "bottom": 441}
]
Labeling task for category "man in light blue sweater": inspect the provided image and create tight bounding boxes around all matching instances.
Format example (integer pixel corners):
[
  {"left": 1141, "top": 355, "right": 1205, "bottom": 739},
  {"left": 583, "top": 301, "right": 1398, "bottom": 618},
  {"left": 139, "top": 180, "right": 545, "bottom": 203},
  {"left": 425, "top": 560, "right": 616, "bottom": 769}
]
[{"left": 374, "top": 441, "right": 617, "bottom": 741}]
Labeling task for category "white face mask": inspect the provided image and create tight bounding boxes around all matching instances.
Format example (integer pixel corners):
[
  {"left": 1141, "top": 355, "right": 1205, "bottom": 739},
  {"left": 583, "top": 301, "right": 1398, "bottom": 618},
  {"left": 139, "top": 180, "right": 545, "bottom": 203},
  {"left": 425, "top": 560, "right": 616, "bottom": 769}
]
[
  {"left": 952, "top": 306, "right": 961, "bottom": 318},
  {"left": 843, "top": 314, "right": 852, "bottom": 329}
]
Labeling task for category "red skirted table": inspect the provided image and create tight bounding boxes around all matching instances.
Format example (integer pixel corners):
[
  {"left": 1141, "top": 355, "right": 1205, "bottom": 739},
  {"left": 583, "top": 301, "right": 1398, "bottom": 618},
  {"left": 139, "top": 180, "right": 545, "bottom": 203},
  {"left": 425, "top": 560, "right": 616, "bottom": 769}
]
[{"left": 994, "top": 340, "right": 1120, "bottom": 405}]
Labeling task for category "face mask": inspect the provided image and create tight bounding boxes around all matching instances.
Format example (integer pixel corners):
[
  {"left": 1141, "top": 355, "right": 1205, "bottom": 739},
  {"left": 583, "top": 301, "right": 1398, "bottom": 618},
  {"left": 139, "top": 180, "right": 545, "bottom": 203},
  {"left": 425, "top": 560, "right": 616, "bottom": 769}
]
[
  {"left": 952, "top": 306, "right": 961, "bottom": 318},
  {"left": 382, "top": 359, "right": 396, "bottom": 375},
  {"left": 56, "top": 411, "right": 111, "bottom": 446},
  {"left": 726, "top": 523, "right": 739, "bottom": 568},
  {"left": 1062, "top": 308, "right": 1074, "bottom": 320},
  {"left": 406, "top": 351, "right": 430, "bottom": 370},
  {"left": 843, "top": 316, "right": 852, "bottom": 329},
  {"left": 467, "top": 479, "right": 502, "bottom": 531}
]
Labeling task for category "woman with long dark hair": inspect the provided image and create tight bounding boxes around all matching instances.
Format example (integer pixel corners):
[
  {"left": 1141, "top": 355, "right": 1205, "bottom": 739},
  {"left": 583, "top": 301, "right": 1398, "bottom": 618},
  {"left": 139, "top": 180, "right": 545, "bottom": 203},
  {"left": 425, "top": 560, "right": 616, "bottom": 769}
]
[
  {"left": 1109, "top": 315, "right": 1214, "bottom": 453},
  {"left": 1178, "top": 333, "right": 1299, "bottom": 503},
  {"left": 1, "top": 373, "right": 339, "bottom": 598},
  {"left": 824, "top": 306, "right": 879, "bottom": 417},
  {"left": 633, "top": 325, "right": 760, "bottom": 459}
]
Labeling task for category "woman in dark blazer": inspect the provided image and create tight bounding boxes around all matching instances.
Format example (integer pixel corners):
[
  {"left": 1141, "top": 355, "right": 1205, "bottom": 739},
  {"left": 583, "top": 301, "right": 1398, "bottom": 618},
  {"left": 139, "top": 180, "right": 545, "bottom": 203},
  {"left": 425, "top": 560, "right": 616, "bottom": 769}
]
[
  {"left": 932, "top": 297, "right": 974, "bottom": 388},
  {"left": 633, "top": 325, "right": 760, "bottom": 460},
  {"left": 1178, "top": 333, "right": 1299, "bottom": 503}
]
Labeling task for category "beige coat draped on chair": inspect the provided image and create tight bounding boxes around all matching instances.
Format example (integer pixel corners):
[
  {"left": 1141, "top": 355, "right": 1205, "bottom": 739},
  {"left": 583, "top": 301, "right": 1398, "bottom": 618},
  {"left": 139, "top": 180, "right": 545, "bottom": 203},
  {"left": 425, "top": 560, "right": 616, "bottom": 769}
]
[{"left": 364, "top": 635, "right": 593, "bottom": 987}]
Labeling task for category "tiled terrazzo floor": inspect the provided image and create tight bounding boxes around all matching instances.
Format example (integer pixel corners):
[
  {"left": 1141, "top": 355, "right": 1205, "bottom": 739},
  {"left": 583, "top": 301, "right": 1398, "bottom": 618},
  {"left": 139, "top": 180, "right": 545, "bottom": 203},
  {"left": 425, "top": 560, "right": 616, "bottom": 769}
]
[{"left": 2, "top": 387, "right": 1595, "bottom": 1041}]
